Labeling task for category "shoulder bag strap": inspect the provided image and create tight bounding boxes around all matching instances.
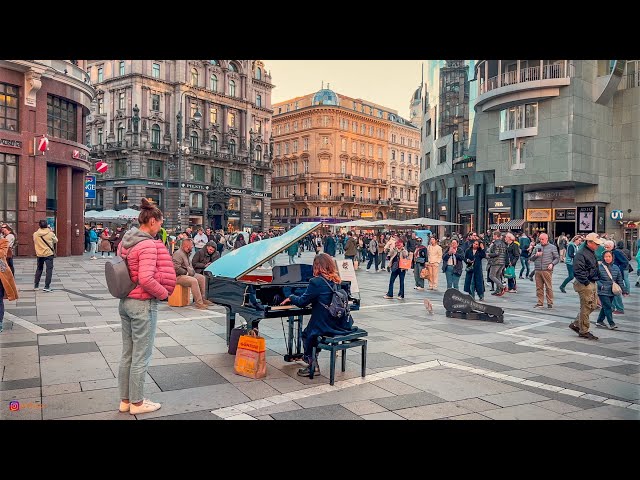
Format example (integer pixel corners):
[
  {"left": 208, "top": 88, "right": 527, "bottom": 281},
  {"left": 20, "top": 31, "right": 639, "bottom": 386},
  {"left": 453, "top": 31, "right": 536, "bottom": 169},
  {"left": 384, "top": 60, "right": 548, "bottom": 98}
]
[
  {"left": 602, "top": 263, "right": 614, "bottom": 281},
  {"left": 319, "top": 275, "right": 338, "bottom": 293},
  {"left": 39, "top": 235, "right": 54, "bottom": 253}
]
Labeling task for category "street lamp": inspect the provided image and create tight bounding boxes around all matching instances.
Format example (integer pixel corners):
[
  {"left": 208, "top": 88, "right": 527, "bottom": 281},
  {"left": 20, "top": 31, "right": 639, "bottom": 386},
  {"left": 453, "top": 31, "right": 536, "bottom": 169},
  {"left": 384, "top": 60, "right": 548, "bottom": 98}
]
[{"left": 175, "top": 89, "right": 202, "bottom": 231}]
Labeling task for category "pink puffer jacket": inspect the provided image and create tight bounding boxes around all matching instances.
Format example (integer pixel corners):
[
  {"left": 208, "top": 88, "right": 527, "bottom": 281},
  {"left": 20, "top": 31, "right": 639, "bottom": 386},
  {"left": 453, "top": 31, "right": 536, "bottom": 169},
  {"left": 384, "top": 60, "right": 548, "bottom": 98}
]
[{"left": 118, "top": 227, "right": 176, "bottom": 300}]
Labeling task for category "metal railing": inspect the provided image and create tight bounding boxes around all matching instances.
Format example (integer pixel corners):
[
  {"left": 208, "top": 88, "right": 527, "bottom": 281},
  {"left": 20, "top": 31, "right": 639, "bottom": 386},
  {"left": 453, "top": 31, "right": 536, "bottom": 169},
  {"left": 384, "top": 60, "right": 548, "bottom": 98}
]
[{"left": 480, "top": 62, "right": 573, "bottom": 95}]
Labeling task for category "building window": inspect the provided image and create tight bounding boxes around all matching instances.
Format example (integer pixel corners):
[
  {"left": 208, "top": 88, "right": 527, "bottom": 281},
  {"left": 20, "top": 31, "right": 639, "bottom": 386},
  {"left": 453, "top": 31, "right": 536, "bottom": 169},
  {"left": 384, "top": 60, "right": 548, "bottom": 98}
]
[
  {"left": 0, "top": 153, "right": 18, "bottom": 224},
  {"left": 391, "top": 167, "right": 396, "bottom": 179},
  {"left": 192, "top": 164, "right": 205, "bottom": 182},
  {"left": 292, "top": 161, "right": 297, "bottom": 174},
  {"left": 255, "top": 145, "right": 262, "bottom": 161},
  {"left": 229, "top": 139, "right": 236, "bottom": 155},
  {"left": 341, "top": 138, "right": 346, "bottom": 151},
  {"left": 438, "top": 146, "right": 447, "bottom": 164},
  {"left": 98, "top": 127, "right": 103, "bottom": 144},
  {"left": 191, "top": 68, "right": 198, "bottom": 87},
  {"left": 408, "top": 153, "right": 411, "bottom": 164},
  {"left": 500, "top": 102, "right": 538, "bottom": 132},
  {"left": 401, "top": 169, "right": 405, "bottom": 180},
  {"left": 303, "top": 138, "right": 309, "bottom": 150},
  {"left": 151, "top": 124, "right": 160, "bottom": 148},
  {"left": 47, "top": 95, "right": 77, "bottom": 141},
  {"left": 255, "top": 119, "right": 261, "bottom": 134},
  {"left": 97, "top": 67, "right": 103, "bottom": 82},
  {"left": 391, "top": 150, "right": 396, "bottom": 160},
  {"left": 115, "top": 159, "right": 127, "bottom": 177},
  {"left": 228, "top": 62, "right": 238, "bottom": 73},
  {"left": 361, "top": 124, "right": 366, "bottom": 134},
  {"left": 293, "top": 140, "right": 298, "bottom": 153},
  {"left": 228, "top": 111, "right": 236, "bottom": 128},
  {"left": 303, "top": 159, "right": 309, "bottom": 173},
  {"left": 210, "top": 74, "right": 218, "bottom": 92},
  {"left": 284, "top": 163, "right": 289, "bottom": 176},
  {"left": 425, "top": 152, "right": 431, "bottom": 169},
  {"left": 369, "top": 144, "right": 373, "bottom": 157},
  {"left": 229, "top": 169, "right": 242, "bottom": 186},
  {"left": 0, "top": 83, "right": 19, "bottom": 132},
  {"left": 414, "top": 171, "right": 418, "bottom": 182},
  {"left": 401, "top": 152, "right": 405, "bottom": 163},
  {"left": 148, "top": 160, "right": 163, "bottom": 179},
  {"left": 293, "top": 121, "right": 298, "bottom": 131},
  {"left": 229, "top": 80, "right": 236, "bottom": 97},
  {"left": 210, "top": 107, "right": 217, "bottom": 124},
  {"left": 322, "top": 116, "right": 329, "bottom": 127},
  {"left": 145, "top": 188, "right": 162, "bottom": 207},
  {"left": 152, "top": 63, "right": 160, "bottom": 79},
  {"left": 256, "top": 94, "right": 262, "bottom": 108},
  {"left": 211, "top": 136, "right": 218, "bottom": 153},
  {"left": 252, "top": 174, "right": 264, "bottom": 191},
  {"left": 285, "top": 123, "right": 290, "bottom": 133},
  {"left": 461, "top": 175, "right": 470, "bottom": 196},
  {"left": 151, "top": 94, "right": 160, "bottom": 111},
  {"left": 118, "top": 92, "right": 125, "bottom": 110},
  {"left": 119, "top": 61, "right": 125, "bottom": 76},
  {"left": 378, "top": 146, "right": 382, "bottom": 159},
  {"left": 210, "top": 60, "right": 219, "bottom": 66},
  {"left": 425, "top": 119, "right": 431, "bottom": 136},
  {"left": 117, "top": 123, "right": 124, "bottom": 142},
  {"left": 276, "top": 143, "right": 281, "bottom": 156},
  {"left": 190, "top": 131, "right": 198, "bottom": 150},
  {"left": 97, "top": 97, "right": 104, "bottom": 114},
  {"left": 256, "top": 67, "right": 262, "bottom": 80},
  {"left": 115, "top": 188, "right": 128, "bottom": 206},
  {"left": 212, "top": 167, "right": 223, "bottom": 184},
  {"left": 190, "top": 192, "right": 204, "bottom": 209},
  {"left": 322, "top": 136, "right": 329, "bottom": 146},
  {"left": 352, "top": 121, "right": 357, "bottom": 133}
]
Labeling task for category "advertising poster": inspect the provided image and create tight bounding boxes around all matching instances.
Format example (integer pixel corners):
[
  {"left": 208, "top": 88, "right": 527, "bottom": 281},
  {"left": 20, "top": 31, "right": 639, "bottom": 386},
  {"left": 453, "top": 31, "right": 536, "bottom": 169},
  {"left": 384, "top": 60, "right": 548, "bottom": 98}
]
[
  {"left": 577, "top": 206, "right": 595, "bottom": 233},
  {"left": 335, "top": 258, "right": 360, "bottom": 293}
]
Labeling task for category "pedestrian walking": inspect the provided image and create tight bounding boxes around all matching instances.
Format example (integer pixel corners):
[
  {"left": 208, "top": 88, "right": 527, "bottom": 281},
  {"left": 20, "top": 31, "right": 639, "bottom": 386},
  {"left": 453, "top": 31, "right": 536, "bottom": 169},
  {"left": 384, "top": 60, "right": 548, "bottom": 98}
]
[
  {"left": 518, "top": 232, "right": 531, "bottom": 278},
  {"left": 88, "top": 226, "right": 99, "bottom": 259},
  {"left": 463, "top": 239, "right": 486, "bottom": 301},
  {"left": 569, "top": 233, "right": 602, "bottom": 340},
  {"left": 116, "top": 198, "right": 176, "bottom": 415},
  {"left": 442, "top": 239, "right": 464, "bottom": 290},
  {"left": 560, "top": 235, "right": 582, "bottom": 293},
  {"left": 504, "top": 233, "right": 520, "bottom": 293},
  {"left": 0, "top": 224, "right": 16, "bottom": 275},
  {"left": 384, "top": 239, "right": 410, "bottom": 299},
  {"left": 0, "top": 236, "right": 19, "bottom": 333},
  {"left": 33, "top": 220, "right": 58, "bottom": 292},
  {"left": 287, "top": 241, "right": 299, "bottom": 264},
  {"left": 99, "top": 228, "right": 113, "bottom": 257},
  {"left": 530, "top": 233, "right": 559, "bottom": 308},
  {"left": 413, "top": 237, "right": 427, "bottom": 290},
  {"left": 595, "top": 250, "right": 627, "bottom": 330},
  {"left": 366, "top": 235, "right": 379, "bottom": 272},
  {"left": 486, "top": 230, "right": 507, "bottom": 296},
  {"left": 426, "top": 236, "right": 443, "bottom": 290}
]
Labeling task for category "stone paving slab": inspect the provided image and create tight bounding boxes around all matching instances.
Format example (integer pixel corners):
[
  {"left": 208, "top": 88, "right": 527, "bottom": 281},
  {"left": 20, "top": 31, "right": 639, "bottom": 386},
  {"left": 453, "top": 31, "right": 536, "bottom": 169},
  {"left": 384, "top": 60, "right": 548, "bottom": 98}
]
[
  {"left": 394, "top": 401, "right": 473, "bottom": 420},
  {"left": 295, "top": 383, "right": 395, "bottom": 409},
  {"left": 361, "top": 411, "right": 406, "bottom": 420},
  {"left": 0, "top": 377, "right": 40, "bottom": 391},
  {"left": 42, "top": 387, "right": 121, "bottom": 419},
  {"left": 145, "top": 410, "right": 222, "bottom": 420},
  {"left": 573, "top": 377, "right": 640, "bottom": 401},
  {"left": 343, "top": 400, "right": 389, "bottom": 416},
  {"left": 532, "top": 399, "right": 585, "bottom": 415},
  {"left": 38, "top": 341, "right": 100, "bottom": 357},
  {"left": 40, "top": 352, "right": 113, "bottom": 386},
  {"left": 564, "top": 404, "right": 640, "bottom": 420},
  {"left": 372, "top": 391, "right": 447, "bottom": 410},
  {"left": 147, "top": 362, "right": 228, "bottom": 391},
  {"left": 270, "top": 404, "right": 362, "bottom": 420},
  {"left": 369, "top": 377, "right": 423, "bottom": 396},
  {"left": 523, "top": 364, "right": 606, "bottom": 383},
  {"left": 479, "top": 390, "right": 551, "bottom": 407},
  {"left": 0, "top": 387, "right": 41, "bottom": 401}
]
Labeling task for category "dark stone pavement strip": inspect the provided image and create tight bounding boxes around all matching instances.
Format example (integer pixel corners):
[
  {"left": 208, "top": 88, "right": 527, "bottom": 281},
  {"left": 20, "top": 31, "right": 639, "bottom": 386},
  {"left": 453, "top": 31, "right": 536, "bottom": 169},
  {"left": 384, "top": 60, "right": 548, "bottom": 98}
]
[
  {"left": 270, "top": 404, "right": 363, "bottom": 420},
  {"left": 603, "top": 364, "right": 640, "bottom": 375},
  {"left": 157, "top": 346, "right": 193, "bottom": 358},
  {"left": 40, "top": 330, "right": 91, "bottom": 336},
  {"left": 39, "top": 322, "right": 87, "bottom": 330},
  {"left": 506, "top": 382, "right": 612, "bottom": 410},
  {"left": 0, "top": 341, "right": 38, "bottom": 348},
  {"left": 144, "top": 410, "right": 222, "bottom": 420},
  {"left": 462, "top": 357, "right": 518, "bottom": 372},
  {"left": 559, "top": 362, "right": 600, "bottom": 371},
  {"left": 0, "top": 377, "right": 41, "bottom": 391},
  {"left": 39, "top": 342, "right": 101, "bottom": 356},
  {"left": 147, "top": 363, "right": 229, "bottom": 391},
  {"left": 518, "top": 375, "right": 634, "bottom": 403},
  {"left": 4, "top": 308, "right": 37, "bottom": 316},
  {"left": 481, "top": 342, "right": 541, "bottom": 354},
  {"left": 372, "top": 391, "right": 446, "bottom": 410},
  {"left": 348, "top": 352, "right": 412, "bottom": 369},
  {"left": 546, "top": 341, "right": 637, "bottom": 358}
]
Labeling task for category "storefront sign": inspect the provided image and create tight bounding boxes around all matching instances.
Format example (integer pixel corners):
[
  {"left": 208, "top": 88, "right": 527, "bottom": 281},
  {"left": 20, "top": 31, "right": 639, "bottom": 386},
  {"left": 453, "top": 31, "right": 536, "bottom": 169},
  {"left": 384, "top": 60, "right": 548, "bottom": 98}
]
[
  {"left": 223, "top": 187, "right": 271, "bottom": 198},
  {"left": 360, "top": 212, "right": 373, "bottom": 218},
  {"left": 250, "top": 190, "right": 272, "bottom": 198},
  {"left": 488, "top": 197, "right": 512, "bottom": 211},
  {"left": 526, "top": 208, "right": 552, "bottom": 222},
  {"left": 72, "top": 150, "right": 88, "bottom": 161},
  {"left": 147, "top": 181, "right": 163, "bottom": 187},
  {"left": 458, "top": 198, "right": 475, "bottom": 214},
  {"left": 577, "top": 206, "right": 595, "bottom": 233},
  {"left": 113, "top": 180, "right": 126, "bottom": 185},
  {"left": 554, "top": 208, "right": 576, "bottom": 221},
  {"left": 85, "top": 175, "right": 96, "bottom": 199},
  {"left": 0, "top": 138, "right": 22, "bottom": 149},
  {"left": 524, "top": 190, "right": 575, "bottom": 201},
  {"left": 181, "top": 182, "right": 210, "bottom": 191},
  {"left": 251, "top": 212, "right": 262, "bottom": 219}
]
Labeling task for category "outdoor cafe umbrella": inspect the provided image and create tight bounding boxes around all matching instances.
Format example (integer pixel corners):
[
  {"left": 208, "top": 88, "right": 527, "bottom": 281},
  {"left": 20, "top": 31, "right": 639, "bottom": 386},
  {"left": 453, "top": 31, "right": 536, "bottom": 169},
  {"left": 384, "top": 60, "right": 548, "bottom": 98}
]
[
  {"left": 397, "top": 217, "right": 461, "bottom": 226},
  {"left": 116, "top": 208, "right": 141, "bottom": 220}
]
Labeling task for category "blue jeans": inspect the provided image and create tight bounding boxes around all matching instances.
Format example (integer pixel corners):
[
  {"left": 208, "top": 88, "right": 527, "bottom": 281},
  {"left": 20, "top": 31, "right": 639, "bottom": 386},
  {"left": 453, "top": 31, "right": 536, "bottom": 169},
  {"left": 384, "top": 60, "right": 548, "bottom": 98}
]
[
  {"left": 596, "top": 295, "right": 614, "bottom": 325},
  {"left": 367, "top": 252, "right": 379, "bottom": 271},
  {"left": 445, "top": 265, "right": 460, "bottom": 290},
  {"left": 519, "top": 255, "right": 530, "bottom": 277},
  {"left": 612, "top": 293, "right": 624, "bottom": 312},
  {"left": 34, "top": 255, "right": 54, "bottom": 289},
  {"left": 560, "top": 264, "right": 574, "bottom": 290},
  {"left": 621, "top": 269, "right": 630, "bottom": 291},
  {"left": 387, "top": 268, "right": 406, "bottom": 298},
  {"left": 118, "top": 298, "right": 158, "bottom": 403}
]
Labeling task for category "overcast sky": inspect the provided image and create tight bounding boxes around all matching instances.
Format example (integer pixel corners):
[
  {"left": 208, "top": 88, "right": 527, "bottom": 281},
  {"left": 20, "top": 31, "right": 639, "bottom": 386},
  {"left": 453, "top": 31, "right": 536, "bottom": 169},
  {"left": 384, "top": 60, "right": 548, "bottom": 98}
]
[{"left": 264, "top": 60, "right": 424, "bottom": 119}]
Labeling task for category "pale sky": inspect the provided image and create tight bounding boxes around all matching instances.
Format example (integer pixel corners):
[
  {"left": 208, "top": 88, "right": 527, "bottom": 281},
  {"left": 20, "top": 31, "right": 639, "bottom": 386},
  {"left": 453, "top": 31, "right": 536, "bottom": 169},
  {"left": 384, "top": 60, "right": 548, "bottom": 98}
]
[{"left": 264, "top": 60, "right": 423, "bottom": 119}]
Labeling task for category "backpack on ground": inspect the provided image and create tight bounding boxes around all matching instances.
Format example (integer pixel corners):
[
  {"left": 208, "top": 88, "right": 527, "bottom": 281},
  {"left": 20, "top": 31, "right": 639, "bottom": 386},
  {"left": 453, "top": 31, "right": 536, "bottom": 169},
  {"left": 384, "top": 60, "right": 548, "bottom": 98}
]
[
  {"left": 319, "top": 277, "right": 351, "bottom": 321},
  {"left": 105, "top": 254, "right": 137, "bottom": 299}
]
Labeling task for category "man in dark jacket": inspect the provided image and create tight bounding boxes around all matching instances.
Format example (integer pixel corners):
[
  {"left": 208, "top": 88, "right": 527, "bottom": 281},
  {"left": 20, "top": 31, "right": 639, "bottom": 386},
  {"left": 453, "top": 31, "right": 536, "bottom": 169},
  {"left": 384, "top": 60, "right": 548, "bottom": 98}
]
[
  {"left": 344, "top": 231, "right": 358, "bottom": 262},
  {"left": 192, "top": 241, "right": 220, "bottom": 274},
  {"left": 324, "top": 234, "right": 337, "bottom": 257},
  {"left": 570, "top": 233, "right": 603, "bottom": 340},
  {"left": 486, "top": 230, "right": 507, "bottom": 296}
]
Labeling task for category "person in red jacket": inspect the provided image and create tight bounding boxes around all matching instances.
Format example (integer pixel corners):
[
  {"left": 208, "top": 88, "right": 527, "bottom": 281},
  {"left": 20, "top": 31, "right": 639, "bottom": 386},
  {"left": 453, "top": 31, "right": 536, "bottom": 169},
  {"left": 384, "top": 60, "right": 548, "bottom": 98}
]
[{"left": 116, "top": 198, "right": 176, "bottom": 415}]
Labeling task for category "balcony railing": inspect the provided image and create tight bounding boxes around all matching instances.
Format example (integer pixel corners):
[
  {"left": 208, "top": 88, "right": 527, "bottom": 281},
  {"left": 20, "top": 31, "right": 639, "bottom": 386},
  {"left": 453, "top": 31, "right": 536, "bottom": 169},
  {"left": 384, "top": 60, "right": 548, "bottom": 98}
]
[
  {"left": 619, "top": 72, "right": 640, "bottom": 90},
  {"left": 479, "top": 62, "right": 573, "bottom": 95}
]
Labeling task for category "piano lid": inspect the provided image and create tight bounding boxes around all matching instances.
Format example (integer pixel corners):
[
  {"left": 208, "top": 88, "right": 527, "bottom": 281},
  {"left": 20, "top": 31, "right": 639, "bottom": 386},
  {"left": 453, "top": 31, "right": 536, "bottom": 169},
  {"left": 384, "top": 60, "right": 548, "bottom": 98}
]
[{"left": 205, "top": 222, "right": 322, "bottom": 280}]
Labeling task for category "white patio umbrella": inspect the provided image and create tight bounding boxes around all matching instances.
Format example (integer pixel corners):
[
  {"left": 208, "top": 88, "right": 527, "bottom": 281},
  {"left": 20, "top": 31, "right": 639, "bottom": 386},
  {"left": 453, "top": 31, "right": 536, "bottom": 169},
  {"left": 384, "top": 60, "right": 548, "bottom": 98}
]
[
  {"left": 91, "top": 209, "right": 120, "bottom": 221},
  {"left": 117, "top": 208, "right": 141, "bottom": 220},
  {"left": 335, "top": 219, "right": 373, "bottom": 227},
  {"left": 368, "top": 219, "right": 405, "bottom": 227},
  {"left": 397, "top": 217, "right": 461, "bottom": 226}
]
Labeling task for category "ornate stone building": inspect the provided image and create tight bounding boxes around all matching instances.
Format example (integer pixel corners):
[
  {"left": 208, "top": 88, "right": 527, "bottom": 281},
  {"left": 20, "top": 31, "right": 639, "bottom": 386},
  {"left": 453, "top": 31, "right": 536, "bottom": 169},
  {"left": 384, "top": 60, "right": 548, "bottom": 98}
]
[
  {"left": 0, "top": 60, "right": 94, "bottom": 256},
  {"left": 271, "top": 86, "right": 420, "bottom": 227},
  {"left": 85, "top": 60, "right": 274, "bottom": 232}
]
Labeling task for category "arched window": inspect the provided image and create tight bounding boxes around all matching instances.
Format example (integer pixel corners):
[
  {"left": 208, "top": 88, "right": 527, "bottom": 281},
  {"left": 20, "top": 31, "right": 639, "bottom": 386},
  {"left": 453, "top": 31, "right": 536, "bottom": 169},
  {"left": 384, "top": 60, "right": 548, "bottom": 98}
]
[
  {"left": 210, "top": 60, "right": 219, "bottom": 66},
  {"left": 117, "top": 123, "right": 124, "bottom": 142},
  {"left": 229, "top": 139, "right": 236, "bottom": 155},
  {"left": 255, "top": 145, "right": 262, "bottom": 161},
  {"left": 151, "top": 124, "right": 160, "bottom": 148},
  {"left": 228, "top": 62, "right": 238, "bottom": 73},
  {"left": 190, "top": 131, "right": 198, "bottom": 150},
  {"left": 256, "top": 94, "right": 262, "bottom": 108},
  {"left": 191, "top": 68, "right": 198, "bottom": 87},
  {"left": 210, "top": 74, "right": 217, "bottom": 92},
  {"left": 229, "top": 80, "right": 236, "bottom": 97},
  {"left": 256, "top": 67, "right": 262, "bottom": 80},
  {"left": 211, "top": 135, "right": 218, "bottom": 153}
]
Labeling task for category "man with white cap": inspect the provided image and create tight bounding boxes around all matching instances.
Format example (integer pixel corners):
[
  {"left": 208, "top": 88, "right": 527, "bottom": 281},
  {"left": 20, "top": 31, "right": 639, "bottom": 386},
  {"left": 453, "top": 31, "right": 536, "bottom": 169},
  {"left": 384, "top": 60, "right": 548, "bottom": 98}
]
[{"left": 569, "top": 232, "right": 603, "bottom": 340}]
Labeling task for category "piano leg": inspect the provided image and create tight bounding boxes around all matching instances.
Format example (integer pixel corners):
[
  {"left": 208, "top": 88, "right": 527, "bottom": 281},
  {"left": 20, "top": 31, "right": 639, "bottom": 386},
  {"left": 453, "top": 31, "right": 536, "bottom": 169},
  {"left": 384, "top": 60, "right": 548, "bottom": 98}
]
[
  {"left": 226, "top": 309, "right": 235, "bottom": 346},
  {"left": 283, "top": 315, "right": 304, "bottom": 362},
  {"left": 295, "top": 314, "right": 303, "bottom": 356},
  {"left": 287, "top": 315, "right": 294, "bottom": 358}
]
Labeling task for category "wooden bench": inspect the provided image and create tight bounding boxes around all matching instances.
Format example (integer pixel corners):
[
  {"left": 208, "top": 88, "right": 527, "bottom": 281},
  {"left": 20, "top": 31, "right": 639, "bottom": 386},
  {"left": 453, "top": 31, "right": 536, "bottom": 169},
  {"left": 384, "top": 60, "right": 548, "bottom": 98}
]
[
  {"left": 168, "top": 284, "right": 192, "bottom": 307},
  {"left": 310, "top": 329, "right": 368, "bottom": 385}
]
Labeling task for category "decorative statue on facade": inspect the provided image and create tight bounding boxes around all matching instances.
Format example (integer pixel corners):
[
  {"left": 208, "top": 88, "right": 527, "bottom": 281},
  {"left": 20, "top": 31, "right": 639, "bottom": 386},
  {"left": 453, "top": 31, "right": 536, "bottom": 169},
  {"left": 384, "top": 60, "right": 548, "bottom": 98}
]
[
  {"left": 207, "top": 177, "right": 231, "bottom": 224},
  {"left": 132, "top": 104, "right": 140, "bottom": 133},
  {"left": 269, "top": 135, "right": 273, "bottom": 159},
  {"left": 249, "top": 129, "right": 255, "bottom": 157}
]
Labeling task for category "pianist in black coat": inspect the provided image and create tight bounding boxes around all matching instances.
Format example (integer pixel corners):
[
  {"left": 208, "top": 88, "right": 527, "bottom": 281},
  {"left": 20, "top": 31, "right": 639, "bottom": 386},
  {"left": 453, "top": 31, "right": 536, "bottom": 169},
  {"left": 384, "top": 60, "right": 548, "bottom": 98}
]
[{"left": 280, "top": 253, "right": 355, "bottom": 377}]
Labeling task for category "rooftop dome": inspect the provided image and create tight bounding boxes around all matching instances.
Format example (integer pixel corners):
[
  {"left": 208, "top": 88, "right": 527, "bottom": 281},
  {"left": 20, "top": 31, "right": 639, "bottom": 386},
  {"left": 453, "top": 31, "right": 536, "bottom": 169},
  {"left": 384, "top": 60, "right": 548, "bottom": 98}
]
[
  {"left": 312, "top": 87, "right": 340, "bottom": 106},
  {"left": 411, "top": 85, "right": 422, "bottom": 104}
]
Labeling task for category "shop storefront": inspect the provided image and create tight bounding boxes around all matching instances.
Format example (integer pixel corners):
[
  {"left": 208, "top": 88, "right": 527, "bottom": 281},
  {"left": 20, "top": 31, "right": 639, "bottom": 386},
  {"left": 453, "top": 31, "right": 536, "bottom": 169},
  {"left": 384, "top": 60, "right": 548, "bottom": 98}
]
[
  {"left": 623, "top": 221, "right": 639, "bottom": 254},
  {"left": 526, "top": 208, "right": 552, "bottom": 234},
  {"left": 227, "top": 195, "right": 242, "bottom": 232},
  {"left": 553, "top": 208, "right": 576, "bottom": 238},
  {"left": 457, "top": 197, "right": 475, "bottom": 235},
  {"left": 250, "top": 198, "right": 263, "bottom": 231},
  {"left": 524, "top": 189, "right": 576, "bottom": 237},
  {"left": 487, "top": 195, "right": 512, "bottom": 228}
]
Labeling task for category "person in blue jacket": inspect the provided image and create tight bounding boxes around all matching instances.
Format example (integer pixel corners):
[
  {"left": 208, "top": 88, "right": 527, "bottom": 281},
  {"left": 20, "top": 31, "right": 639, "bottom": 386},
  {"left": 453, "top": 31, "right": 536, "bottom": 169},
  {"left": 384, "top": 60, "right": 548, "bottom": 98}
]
[
  {"left": 595, "top": 250, "right": 627, "bottom": 329},
  {"left": 88, "top": 226, "right": 99, "bottom": 259},
  {"left": 279, "top": 253, "right": 355, "bottom": 378}
]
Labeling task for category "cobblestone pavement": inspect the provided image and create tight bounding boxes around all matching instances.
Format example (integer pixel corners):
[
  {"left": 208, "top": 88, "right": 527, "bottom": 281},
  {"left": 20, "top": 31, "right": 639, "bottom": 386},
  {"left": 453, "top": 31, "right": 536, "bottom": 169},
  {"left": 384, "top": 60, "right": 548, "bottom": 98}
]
[{"left": 1, "top": 249, "right": 638, "bottom": 420}]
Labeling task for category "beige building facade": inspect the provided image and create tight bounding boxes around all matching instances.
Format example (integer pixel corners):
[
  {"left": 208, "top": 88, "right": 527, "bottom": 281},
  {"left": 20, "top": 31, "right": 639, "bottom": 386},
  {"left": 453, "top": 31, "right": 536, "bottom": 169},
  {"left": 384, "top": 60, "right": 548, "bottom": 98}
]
[{"left": 271, "top": 87, "right": 420, "bottom": 227}]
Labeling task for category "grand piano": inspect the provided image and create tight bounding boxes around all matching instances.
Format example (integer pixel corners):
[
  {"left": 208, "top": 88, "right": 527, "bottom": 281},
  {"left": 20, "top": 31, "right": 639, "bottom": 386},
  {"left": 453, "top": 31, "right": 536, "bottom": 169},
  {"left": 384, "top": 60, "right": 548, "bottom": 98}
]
[{"left": 204, "top": 222, "right": 360, "bottom": 361}]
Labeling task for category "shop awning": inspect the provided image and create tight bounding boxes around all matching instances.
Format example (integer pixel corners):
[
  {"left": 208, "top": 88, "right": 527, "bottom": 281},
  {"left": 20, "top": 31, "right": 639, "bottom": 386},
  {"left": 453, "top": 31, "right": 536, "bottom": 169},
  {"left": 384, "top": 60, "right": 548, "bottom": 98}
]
[{"left": 489, "top": 219, "right": 526, "bottom": 230}]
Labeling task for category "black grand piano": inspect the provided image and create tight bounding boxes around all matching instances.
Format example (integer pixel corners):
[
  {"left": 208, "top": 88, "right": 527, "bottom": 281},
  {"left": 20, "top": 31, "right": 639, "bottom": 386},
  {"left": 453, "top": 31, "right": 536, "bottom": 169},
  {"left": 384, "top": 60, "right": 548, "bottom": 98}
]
[{"left": 204, "top": 222, "right": 360, "bottom": 361}]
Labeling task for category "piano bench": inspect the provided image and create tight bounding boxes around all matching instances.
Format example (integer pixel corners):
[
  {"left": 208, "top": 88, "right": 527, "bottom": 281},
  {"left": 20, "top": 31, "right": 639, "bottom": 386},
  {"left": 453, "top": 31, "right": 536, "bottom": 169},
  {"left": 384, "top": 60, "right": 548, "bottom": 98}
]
[
  {"left": 311, "top": 329, "right": 368, "bottom": 386},
  {"left": 168, "top": 284, "right": 191, "bottom": 307}
]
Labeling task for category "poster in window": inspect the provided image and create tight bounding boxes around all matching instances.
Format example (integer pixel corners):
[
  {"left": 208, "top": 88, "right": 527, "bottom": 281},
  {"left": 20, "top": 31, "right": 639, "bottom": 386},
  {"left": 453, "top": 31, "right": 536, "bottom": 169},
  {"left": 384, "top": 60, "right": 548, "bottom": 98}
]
[{"left": 577, "top": 206, "right": 595, "bottom": 233}]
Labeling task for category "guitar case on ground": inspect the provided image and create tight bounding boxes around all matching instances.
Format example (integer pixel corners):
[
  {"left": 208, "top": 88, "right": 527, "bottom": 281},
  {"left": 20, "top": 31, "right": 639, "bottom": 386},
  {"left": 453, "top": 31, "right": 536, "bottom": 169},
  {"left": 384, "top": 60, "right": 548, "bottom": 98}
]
[{"left": 442, "top": 288, "right": 504, "bottom": 323}]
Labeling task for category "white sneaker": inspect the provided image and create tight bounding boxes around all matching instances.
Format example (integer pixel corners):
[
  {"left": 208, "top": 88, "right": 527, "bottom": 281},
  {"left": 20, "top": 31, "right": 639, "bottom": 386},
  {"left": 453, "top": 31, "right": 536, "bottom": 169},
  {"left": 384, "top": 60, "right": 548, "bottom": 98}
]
[{"left": 129, "top": 399, "right": 161, "bottom": 415}]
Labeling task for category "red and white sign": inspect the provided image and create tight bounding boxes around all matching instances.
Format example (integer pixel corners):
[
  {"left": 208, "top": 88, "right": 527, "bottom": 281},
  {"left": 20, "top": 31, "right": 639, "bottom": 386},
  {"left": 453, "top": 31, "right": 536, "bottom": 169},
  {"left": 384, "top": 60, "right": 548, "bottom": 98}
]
[
  {"left": 72, "top": 150, "right": 88, "bottom": 161},
  {"left": 37, "top": 136, "right": 49, "bottom": 153},
  {"left": 95, "top": 161, "right": 108, "bottom": 174}
]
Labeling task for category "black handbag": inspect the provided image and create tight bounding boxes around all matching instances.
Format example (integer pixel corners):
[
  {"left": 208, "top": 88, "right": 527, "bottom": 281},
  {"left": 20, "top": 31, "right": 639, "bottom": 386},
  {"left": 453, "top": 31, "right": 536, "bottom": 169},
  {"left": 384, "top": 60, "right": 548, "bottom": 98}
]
[{"left": 228, "top": 324, "right": 249, "bottom": 355}]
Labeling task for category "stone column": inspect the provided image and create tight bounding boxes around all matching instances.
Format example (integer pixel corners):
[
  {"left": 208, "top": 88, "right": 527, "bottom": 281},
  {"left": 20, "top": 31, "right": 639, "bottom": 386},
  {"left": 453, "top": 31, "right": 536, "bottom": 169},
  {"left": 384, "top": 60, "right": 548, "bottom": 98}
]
[
  {"left": 71, "top": 169, "right": 86, "bottom": 255},
  {"left": 56, "top": 166, "right": 73, "bottom": 256}
]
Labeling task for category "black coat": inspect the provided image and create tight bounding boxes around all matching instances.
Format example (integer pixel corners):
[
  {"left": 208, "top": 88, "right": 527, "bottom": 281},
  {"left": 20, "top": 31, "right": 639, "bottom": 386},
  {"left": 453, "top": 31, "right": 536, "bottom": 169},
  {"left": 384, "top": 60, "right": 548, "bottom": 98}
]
[
  {"left": 573, "top": 245, "right": 600, "bottom": 285},
  {"left": 324, "top": 236, "right": 337, "bottom": 257},
  {"left": 464, "top": 247, "right": 486, "bottom": 296},
  {"left": 192, "top": 248, "right": 220, "bottom": 274}
]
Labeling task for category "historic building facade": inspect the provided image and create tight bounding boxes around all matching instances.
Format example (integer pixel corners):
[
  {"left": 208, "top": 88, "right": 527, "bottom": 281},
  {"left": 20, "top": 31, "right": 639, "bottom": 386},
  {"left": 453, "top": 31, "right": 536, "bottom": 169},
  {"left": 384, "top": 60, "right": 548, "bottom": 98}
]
[
  {"left": 0, "top": 60, "right": 94, "bottom": 256},
  {"left": 271, "top": 87, "right": 420, "bottom": 227},
  {"left": 85, "top": 60, "right": 274, "bottom": 233}
]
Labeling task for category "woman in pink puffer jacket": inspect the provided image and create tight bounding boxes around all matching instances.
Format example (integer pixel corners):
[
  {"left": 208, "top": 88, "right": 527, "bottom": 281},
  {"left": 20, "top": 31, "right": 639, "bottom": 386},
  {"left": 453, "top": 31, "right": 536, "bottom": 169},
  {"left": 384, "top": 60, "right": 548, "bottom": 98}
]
[{"left": 116, "top": 199, "right": 176, "bottom": 416}]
